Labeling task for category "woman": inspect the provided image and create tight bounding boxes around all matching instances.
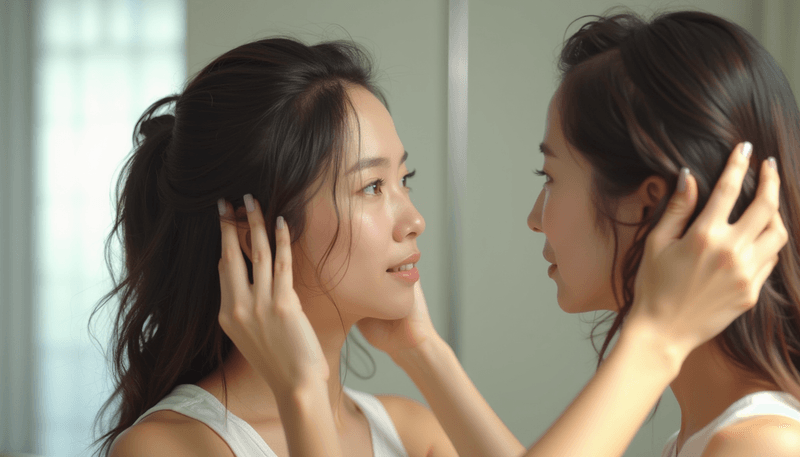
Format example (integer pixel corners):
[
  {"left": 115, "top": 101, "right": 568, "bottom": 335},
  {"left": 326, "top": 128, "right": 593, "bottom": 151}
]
[
  {"left": 361, "top": 10, "right": 800, "bottom": 457},
  {"left": 543, "top": 11, "right": 800, "bottom": 456},
  {"left": 102, "top": 31, "right": 784, "bottom": 457},
  {"left": 101, "top": 39, "right": 451, "bottom": 457}
]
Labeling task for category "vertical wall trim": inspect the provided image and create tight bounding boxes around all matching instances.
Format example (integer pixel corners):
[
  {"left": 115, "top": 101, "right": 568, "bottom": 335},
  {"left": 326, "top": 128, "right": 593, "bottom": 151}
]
[
  {"left": 0, "top": 0, "right": 36, "bottom": 453},
  {"left": 447, "top": 0, "right": 467, "bottom": 358}
]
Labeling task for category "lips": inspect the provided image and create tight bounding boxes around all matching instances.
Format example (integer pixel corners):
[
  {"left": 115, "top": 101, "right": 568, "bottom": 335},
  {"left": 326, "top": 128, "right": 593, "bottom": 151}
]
[{"left": 387, "top": 252, "right": 421, "bottom": 272}]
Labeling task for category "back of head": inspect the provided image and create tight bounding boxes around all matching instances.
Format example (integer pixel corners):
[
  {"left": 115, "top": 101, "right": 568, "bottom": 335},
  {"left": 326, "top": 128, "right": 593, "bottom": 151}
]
[
  {"left": 94, "top": 37, "right": 384, "bottom": 454},
  {"left": 557, "top": 11, "right": 800, "bottom": 397}
]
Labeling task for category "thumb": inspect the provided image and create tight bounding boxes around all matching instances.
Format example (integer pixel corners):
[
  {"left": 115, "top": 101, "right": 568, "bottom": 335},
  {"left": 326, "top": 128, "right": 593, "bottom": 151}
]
[{"left": 650, "top": 168, "right": 698, "bottom": 248}]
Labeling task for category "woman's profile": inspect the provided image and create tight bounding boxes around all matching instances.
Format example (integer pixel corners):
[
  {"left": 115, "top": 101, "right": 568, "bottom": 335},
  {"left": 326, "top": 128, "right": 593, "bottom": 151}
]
[
  {"left": 545, "top": 11, "right": 800, "bottom": 456},
  {"left": 98, "top": 22, "right": 787, "bottom": 457}
]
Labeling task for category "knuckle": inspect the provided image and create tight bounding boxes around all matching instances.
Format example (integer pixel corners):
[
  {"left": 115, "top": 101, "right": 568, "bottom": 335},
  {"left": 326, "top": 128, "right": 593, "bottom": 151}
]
[
  {"left": 273, "top": 258, "right": 290, "bottom": 274},
  {"left": 231, "top": 304, "right": 250, "bottom": 323},
  {"left": 716, "top": 247, "right": 737, "bottom": 270},
  {"left": 690, "top": 230, "right": 712, "bottom": 253},
  {"left": 271, "top": 299, "right": 294, "bottom": 318},
  {"left": 250, "top": 248, "right": 269, "bottom": 265}
]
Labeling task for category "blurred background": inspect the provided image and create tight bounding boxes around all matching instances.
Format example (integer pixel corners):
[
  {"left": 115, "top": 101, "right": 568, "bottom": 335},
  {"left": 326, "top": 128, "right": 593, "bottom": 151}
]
[{"left": 1, "top": 0, "right": 798, "bottom": 456}]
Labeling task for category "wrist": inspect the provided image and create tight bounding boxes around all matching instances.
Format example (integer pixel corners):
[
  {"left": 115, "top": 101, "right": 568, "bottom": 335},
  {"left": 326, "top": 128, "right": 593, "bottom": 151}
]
[
  {"left": 390, "top": 333, "right": 451, "bottom": 370},
  {"left": 277, "top": 376, "right": 330, "bottom": 411},
  {"left": 617, "top": 314, "right": 686, "bottom": 381}
]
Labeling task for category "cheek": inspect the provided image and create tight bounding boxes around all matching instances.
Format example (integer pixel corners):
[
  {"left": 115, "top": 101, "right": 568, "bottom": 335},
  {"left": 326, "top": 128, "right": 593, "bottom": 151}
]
[{"left": 346, "top": 208, "right": 388, "bottom": 273}]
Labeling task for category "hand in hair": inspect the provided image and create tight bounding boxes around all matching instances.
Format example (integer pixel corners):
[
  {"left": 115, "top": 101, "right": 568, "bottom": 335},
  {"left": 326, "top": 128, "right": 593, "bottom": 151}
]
[
  {"left": 627, "top": 142, "right": 788, "bottom": 370},
  {"left": 217, "top": 195, "right": 342, "bottom": 457}
]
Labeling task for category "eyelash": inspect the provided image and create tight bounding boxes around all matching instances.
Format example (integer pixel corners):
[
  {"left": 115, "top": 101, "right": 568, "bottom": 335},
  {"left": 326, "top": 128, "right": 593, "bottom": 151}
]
[
  {"left": 363, "top": 169, "right": 416, "bottom": 195},
  {"left": 533, "top": 168, "right": 552, "bottom": 184}
]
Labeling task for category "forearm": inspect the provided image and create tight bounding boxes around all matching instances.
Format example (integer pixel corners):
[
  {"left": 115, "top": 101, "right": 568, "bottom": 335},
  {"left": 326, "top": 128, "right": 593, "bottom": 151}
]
[
  {"left": 523, "top": 319, "right": 682, "bottom": 457},
  {"left": 277, "top": 381, "right": 343, "bottom": 457},
  {"left": 392, "top": 335, "right": 526, "bottom": 457}
]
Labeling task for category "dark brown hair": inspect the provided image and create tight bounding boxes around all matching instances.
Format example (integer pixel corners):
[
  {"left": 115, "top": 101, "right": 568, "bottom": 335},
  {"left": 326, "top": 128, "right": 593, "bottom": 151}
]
[
  {"left": 92, "top": 37, "right": 385, "bottom": 455},
  {"left": 558, "top": 11, "right": 800, "bottom": 399}
]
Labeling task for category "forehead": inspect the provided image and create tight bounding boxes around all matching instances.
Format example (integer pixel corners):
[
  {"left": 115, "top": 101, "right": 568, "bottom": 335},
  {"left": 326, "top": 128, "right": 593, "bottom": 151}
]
[
  {"left": 542, "top": 89, "right": 586, "bottom": 170},
  {"left": 345, "top": 86, "right": 403, "bottom": 161}
]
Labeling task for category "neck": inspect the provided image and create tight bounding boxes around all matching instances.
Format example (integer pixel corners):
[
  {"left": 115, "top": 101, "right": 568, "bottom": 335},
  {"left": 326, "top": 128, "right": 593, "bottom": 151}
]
[
  {"left": 198, "top": 292, "right": 362, "bottom": 427},
  {"left": 669, "top": 339, "right": 779, "bottom": 453}
]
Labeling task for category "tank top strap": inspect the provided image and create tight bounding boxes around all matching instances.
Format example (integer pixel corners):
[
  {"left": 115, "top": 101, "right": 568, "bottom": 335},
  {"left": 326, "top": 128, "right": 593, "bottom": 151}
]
[
  {"left": 343, "top": 386, "right": 410, "bottom": 457},
  {"left": 130, "top": 384, "right": 277, "bottom": 457}
]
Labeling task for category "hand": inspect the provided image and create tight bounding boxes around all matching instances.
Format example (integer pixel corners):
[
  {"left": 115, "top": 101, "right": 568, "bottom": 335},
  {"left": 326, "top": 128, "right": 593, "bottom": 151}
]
[
  {"left": 627, "top": 142, "right": 788, "bottom": 361},
  {"left": 217, "top": 196, "right": 329, "bottom": 394},
  {"left": 357, "top": 281, "right": 440, "bottom": 358}
]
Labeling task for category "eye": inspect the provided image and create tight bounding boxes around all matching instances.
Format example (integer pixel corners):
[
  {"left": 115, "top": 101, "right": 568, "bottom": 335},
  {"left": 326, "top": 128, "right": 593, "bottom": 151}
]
[
  {"left": 363, "top": 178, "right": 385, "bottom": 196},
  {"left": 533, "top": 168, "right": 552, "bottom": 185},
  {"left": 402, "top": 169, "right": 416, "bottom": 190}
]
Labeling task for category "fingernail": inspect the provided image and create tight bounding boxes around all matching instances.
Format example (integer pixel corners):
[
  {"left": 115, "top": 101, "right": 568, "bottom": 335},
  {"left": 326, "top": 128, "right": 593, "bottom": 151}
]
[
  {"left": 741, "top": 141, "right": 753, "bottom": 159},
  {"left": 217, "top": 198, "right": 226, "bottom": 216},
  {"left": 243, "top": 194, "right": 255, "bottom": 213},
  {"left": 678, "top": 167, "right": 690, "bottom": 193},
  {"left": 276, "top": 216, "right": 285, "bottom": 230},
  {"left": 768, "top": 157, "right": 777, "bottom": 170}
]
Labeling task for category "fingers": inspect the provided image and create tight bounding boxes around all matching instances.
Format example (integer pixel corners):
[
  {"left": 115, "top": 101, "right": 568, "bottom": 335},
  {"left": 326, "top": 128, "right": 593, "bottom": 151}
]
[
  {"left": 244, "top": 194, "right": 273, "bottom": 299},
  {"left": 218, "top": 199, "right": 250, "bottom": 311},
  {"left": 694, "top": 142, "right": 753, "bottom": 230},
  {"left": 272, "top": 215, "right": 295, "bottom": 308},
  {"left": 735, "top": 157, "right": 782, "bottom": 242},
  {"left": 647, "top": 167, "right": 697, "bottom": 251}
]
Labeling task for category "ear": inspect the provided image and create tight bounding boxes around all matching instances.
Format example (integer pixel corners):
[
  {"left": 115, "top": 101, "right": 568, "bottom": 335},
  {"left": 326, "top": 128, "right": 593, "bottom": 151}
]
[
  {"left": 234, "top": 206, "right": 253, "bottom": 261},
  {"left": 618, "top": 175, "right": 669, "bottom": 224}
]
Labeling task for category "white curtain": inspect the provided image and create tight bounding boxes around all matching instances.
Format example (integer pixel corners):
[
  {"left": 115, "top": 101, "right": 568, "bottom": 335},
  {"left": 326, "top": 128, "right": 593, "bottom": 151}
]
[{"left": 2, "top": 1, "right": 185, "bottom": 456}]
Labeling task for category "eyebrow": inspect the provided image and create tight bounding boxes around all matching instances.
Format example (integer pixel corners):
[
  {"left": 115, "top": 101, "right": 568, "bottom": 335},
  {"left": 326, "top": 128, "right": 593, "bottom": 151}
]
[
  {"left": 347, "top": 150, "right": 409, "bottom": 174},
  {"left": 539, "top": 143, "right": 558, "bottom": 159}
]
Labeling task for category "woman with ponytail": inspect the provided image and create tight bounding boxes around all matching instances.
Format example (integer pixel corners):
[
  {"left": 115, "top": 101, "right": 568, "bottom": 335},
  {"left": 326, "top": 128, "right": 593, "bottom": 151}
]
[{"left": 100, "top": 31, "right": 786, "bottom": 457}]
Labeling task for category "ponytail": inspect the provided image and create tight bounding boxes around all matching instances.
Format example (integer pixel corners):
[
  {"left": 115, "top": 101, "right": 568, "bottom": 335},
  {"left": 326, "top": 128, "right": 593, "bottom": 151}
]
[
  {"left": 93, "top": 94, "right": 234, "bottom": 455},
  {"left": 124, "top": 96, "right": 178, "bottom": 264}
]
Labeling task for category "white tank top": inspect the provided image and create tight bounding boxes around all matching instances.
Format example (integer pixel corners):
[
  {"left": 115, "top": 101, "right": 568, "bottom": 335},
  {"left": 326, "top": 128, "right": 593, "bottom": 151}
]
[
  {"left": 660, "top": 391, "right": 800, "bottom": 457},
  {"left": 122, "top": 384, "right": 409, "bottom": 457}
]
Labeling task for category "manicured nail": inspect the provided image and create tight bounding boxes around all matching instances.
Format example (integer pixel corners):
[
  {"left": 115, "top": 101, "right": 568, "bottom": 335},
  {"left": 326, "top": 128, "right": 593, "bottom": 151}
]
[
  {"left": 768, "top": 157, "right": 777, "bottom": 170},
  {"left": 217, "top": 198, "right": 226, "bottom": 216},
  {"left": 741, "top": 141, "right": 753, "bottom": 159},
  {"left": 276, "top": 216, "right": 285, "bottom": 230},
  {"left": 243, "top": 194, "right": 255, "bottom": 213},
  {"left": 678, "top": 167, "right": 690, "bottom": 193}
]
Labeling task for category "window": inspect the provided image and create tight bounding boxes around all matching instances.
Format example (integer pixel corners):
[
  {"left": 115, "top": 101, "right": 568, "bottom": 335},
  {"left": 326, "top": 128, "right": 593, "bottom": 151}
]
[{"left": 34, "top": 1, "right": 185, "bottom": 454}]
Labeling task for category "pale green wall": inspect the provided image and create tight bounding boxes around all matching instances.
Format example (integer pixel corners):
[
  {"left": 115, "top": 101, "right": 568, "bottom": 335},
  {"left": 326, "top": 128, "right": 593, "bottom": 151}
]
[
  {"left": 185, "top": 0, "right": 448, "bottom": 403},
  {"left": 185, "top": 1, "right": 774, "bottom": 456},
  {"left": 465, "top": 1, "right": 760, "bottom": 456}
]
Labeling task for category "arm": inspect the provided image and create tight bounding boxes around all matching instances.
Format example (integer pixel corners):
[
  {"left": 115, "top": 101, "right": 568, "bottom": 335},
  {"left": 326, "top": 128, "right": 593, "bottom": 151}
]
[
  {"left": 361, "top": 143, "right": 787, "bottom": 457},
  {"left": 391, "top": 319, "right": 676, "bottom": 457}
]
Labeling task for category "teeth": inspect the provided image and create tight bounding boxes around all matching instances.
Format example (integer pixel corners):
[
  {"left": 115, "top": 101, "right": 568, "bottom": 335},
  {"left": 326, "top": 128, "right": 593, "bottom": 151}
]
[{"left": 390, "top": 263, "right": 414, "bottom": 272}]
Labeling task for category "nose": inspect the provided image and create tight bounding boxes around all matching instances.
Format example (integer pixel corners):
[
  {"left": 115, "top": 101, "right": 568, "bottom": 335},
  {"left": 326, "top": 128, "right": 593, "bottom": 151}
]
[
  {"left": 527, "top": 188, "right": 545, "bottom": 233},
  {"left": 394, "top": 193, "right": 426, "bottom": 242}
]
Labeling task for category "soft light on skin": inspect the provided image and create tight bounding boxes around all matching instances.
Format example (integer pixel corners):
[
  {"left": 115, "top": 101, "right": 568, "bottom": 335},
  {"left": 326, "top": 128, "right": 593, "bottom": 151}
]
[
  {"left": 292, "top": 85, "right": 425, "bottom": 325},
  {"left": 527, "top": 88, "right": 667, "bottom": 314}
]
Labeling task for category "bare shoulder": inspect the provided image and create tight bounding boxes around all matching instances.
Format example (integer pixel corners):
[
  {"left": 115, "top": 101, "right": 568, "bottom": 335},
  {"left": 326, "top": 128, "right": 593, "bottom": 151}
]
[
  {"left": 109, "top": 410, "right": 234, "bottom": 457},
  {"left": 701, "top": 415, "right": 800, "bottom": 457},
  {"left": 376, "top": 395, "right": 457, "bottom": 457}
]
